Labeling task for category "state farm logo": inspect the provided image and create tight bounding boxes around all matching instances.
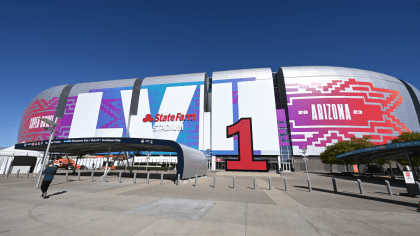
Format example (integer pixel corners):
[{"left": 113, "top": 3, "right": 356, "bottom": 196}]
[
  {"left": 142, "top": 113, "right": 196, "bottom": 122},
  {"left": 143, "top": 114, "right": 153, "bottom": 122},
  {"left": 142, "top": 113, "right": 197, "bottom": 132}
]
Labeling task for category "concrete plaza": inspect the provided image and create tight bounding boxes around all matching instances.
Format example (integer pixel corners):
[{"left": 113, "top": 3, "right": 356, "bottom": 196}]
[{"left": 1, "top": 170, "right": 420, "bottom": 235}]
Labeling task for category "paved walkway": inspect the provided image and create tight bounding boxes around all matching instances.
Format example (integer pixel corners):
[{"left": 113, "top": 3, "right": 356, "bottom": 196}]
[{"left": 1, "top": 170, "right": 420, "bottom": 235}]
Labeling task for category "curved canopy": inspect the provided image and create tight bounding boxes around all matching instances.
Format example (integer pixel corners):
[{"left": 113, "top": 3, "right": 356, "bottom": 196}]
[
  {"left": 15, "top": 138, "right": 207, "bottom": 179},
  {"left": 336, "top": 140, "right": 420, "bottom": 160}
]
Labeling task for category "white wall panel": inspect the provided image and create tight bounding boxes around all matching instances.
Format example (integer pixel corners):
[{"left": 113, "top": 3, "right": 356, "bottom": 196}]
[
  {"left": 120, "top": 90, "right": 133, "bottom": 127},
  {"left": 199, "top": 85, "right": 205, "bottom": 150},
  {"left": 154, "top": 85, "right": 196, "bottom": 141},
  {"left": 238, "top": 80, "right": 280, "bottom": 154},
  {"left": 129, "top": 89, "right": 153, "bottom": 138},
  {"left": 95, "top": 128, "right": 123, "bottom": 137},
  {"left": 211, "top": 83, "right": 234, "bottom": 151},
  {"left": 68, "top": 92, "right": 103, "bottom": 138}
]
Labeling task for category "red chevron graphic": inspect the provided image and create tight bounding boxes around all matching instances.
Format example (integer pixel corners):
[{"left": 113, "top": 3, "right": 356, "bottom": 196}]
[{"left": 286, "top": 79, "right": 410, "bottom": 150}]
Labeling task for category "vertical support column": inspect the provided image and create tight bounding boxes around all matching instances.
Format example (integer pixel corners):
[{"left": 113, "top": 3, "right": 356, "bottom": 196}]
[
  {"left": 73, "top": 153, "right": 80, "bottom": 174},
  {"left": 65, "top": 171, "right": 69, "bottom": 181},
  {"left": 16, "top": 169, "right": 20, "bottom": 178},
  {"left": 133, "top": 173, "right": 137, "bottom": 184},
  {"left": 26, "top": 170, "right": 30, "bottom": 179},
  {"left": 119, "top": 172, "right": 122, "bottom": 183},
  {"left": 233, "top": 176, "right": 236, "bottom": 189},
  {"left": 269, "top": 177, "right": 272, "bottom": 190},
  {"left": 160, "top": 173, "right": 163, "bottom": 185},
  {"left": 253, "top": 177, "right": 256, "bottom": 190},
  {"left": 388, "top": 160, "right": 395, "bottom": 178},
  {"left": 147, "top": 173, "right": 149, "bottom": 184},
  {"left": 77, "top": 171, "right": 81, "bottom": 181},
  {"left": 105, "top": 146, "right": 111, "bottom": 176},
  {"left": 91, "top": 171, "right": 94, "bottom": 182},
  {"left": 406, "top": 150, "right": 418, "bottom": 181}
]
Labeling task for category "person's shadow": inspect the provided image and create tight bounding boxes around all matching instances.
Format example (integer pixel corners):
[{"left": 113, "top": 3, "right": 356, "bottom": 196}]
[{"left": 45, "top": 191, "right": 67, "bottom": 199}]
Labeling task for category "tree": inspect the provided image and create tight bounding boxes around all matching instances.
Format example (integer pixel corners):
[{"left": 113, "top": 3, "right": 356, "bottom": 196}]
[{"left": 320, "top": 136, "right": 375, "bottom": 173}]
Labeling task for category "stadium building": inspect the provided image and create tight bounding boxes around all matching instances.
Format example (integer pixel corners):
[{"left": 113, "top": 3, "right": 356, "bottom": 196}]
[{"left": 14, "top": 66, "right": 420, "bottom": 172}]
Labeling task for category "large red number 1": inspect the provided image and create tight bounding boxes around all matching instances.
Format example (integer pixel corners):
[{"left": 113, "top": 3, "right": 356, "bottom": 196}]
[{"left": 226, "top": 118, "right": 268, "bottom": 171}]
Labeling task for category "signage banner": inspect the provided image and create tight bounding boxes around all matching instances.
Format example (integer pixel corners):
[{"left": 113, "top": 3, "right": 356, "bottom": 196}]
[
  {"left": 285, "top": 78, "right": 411, "bottom": 155},
  {"left": 403, "top": 171, "right": 415, "bottom": 184}
]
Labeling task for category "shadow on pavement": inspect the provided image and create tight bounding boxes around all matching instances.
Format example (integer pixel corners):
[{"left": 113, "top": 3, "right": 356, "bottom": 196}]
[
  {"left": 293, "top": 185, "right": 416, "bottom": 208},
  {"left": 46, "top": 191, "right": 67, "bottom": 198}
]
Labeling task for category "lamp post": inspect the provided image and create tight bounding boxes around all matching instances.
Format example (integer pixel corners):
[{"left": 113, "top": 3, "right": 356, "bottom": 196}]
[
  {"left": 301, "top": 147, "right": 309, "bottom": 178},
  {"left": 35, "top": 117, "right": 58, "bottom": 189},
  {"left": 146, "top": 151, "right": 150, "bottom": 172},
  {"left": 206, "top": 149, "right": 211, "bottom": 170}
]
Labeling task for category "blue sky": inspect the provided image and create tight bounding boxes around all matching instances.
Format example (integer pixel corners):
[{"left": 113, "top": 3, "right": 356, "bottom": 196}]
[{"left": 0, "top": 0, "right": 419, "bottom": 147}]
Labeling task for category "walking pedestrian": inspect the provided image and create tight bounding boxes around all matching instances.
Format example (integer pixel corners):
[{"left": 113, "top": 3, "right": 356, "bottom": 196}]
[{"left": 40, "top": 162, "right": 57, "bottom": 199}]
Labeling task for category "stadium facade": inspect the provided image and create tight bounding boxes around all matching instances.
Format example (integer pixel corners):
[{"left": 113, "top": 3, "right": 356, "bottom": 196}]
[{"left": 17, "top": 66, "right": 420, "bottom": 171}]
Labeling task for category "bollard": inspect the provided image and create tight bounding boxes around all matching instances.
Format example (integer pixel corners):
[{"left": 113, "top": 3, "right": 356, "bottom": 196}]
[
  {"left": 307, "top": 178, "right": 312, "bottom": 192},
  {"left": 253, "top": 177, "right": 257, "bottom": 190},
  {"left": 213, "top": 175, "right": 216, "bottom": 188},
  {"left": 195, "top": 174, "right": 197, "bottom": 187},
  {"left": 104, "top": 171, "right": 107, "bottom": 183},
  {"left": 233, "top": 176, "right": 236, "bottom": 189},
  {"left": 6, "top": 169, "right": 10, "bottom": 178},
  {"left": 160, "top": 173, "right": 163, "bottom": 185},
  {"left": 332, "top": 178, "right": 337, "bottom": 193},
  {"left": 385, "top": 180, "right": 392, "bottom": 196},
  {"left": 16, "top": 169, "right": 20, "bottom": 178},
  {"left": 119, "top": 172, "right": 122, "bottom": 183},
  {"left": 26, "top": 170, "right": 30, "bottom": 179},
  {"left": 77, "top": 171, "right": 81, "bottom": 181},
  {"left": 91, "top": 171, "right": 94, "bottom": 182},
  {"left": 284, "top": 177, "right": 288, "bottom": 191},
  {"left": 269, "top": 177, "right": 272, "bottom": 190},
  {"left": 65, "top": 171, "right": 69, "bottom": 181},
  {"left": 177, "top": 174, "right": 180, "bottom": 186},
  {"left": 133, "top": 173, "right": 137, "bottom": 184},
  {"left": 357, "top": 179, "right": 364, "bottom": 195},
  {"left": 147, "top": 173, "right": 150, "bottom": 184}
]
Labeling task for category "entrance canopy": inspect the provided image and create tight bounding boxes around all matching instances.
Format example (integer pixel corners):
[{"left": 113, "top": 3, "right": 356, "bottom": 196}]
[
  {"left": 15, "top": 138, "right": 207, "bottom": 179},
  {"left": 336, "top": 140, "right": 420, "bottom": 160}
]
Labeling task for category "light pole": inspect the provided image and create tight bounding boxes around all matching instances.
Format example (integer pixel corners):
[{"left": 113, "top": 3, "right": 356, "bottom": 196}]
[
  {"left": 35, "top": 117, "right": 58, "bottom": 189},
  {"left": 301, "top": 147, "right": 309, "bottom": 178},
  {"left": 206, "top": 149, "right": 211, "bottom": 170},
  {"left": 146, "top": 151, "right": 150, "bottom": 172}
]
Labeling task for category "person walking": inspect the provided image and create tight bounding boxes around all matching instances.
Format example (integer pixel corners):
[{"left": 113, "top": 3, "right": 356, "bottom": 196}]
[{"left": 40, "top": 162, "right": 57, "bottom": 199}]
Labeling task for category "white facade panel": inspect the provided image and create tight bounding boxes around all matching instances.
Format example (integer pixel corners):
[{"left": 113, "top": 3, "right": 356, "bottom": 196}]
[
  {"left": 237, "top": 80, "right": 280, "bottom": 154},
  {"left": 199, "top": 85, "right": 205, "bottom": 150},
  {"left": 153, "top": 85, "right": 196, "bottom": 141},
  {"left": 129, "top": 89, "right": 153, "bottom": 138},
  {"left": 211, "top": 83, "right": 234, "bottom": 151},
  {"left": 95, "top": 128, "right": 123, "bottom": 137},
  {"left": 203, "top": 112, "right": 211, "bottom": 151},
  {"left": 120, "top": 90, "right": 133, "bottom": 126},
  {"left": 68, "top": 92, "right": 103, "bottom": 138}
]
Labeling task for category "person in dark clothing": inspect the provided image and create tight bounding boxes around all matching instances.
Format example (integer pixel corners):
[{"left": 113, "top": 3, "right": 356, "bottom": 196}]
[{"left": 41, "top": 162, "right": 57, "bottom": 198}]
